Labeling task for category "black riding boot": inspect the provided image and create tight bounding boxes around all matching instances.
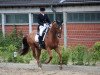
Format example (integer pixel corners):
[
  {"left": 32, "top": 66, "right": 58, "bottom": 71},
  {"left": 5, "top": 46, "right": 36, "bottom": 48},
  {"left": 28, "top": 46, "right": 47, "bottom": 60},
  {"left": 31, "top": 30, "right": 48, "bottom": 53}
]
[{"left": 39, "top": 36, "right": 43, "bottom": 49}]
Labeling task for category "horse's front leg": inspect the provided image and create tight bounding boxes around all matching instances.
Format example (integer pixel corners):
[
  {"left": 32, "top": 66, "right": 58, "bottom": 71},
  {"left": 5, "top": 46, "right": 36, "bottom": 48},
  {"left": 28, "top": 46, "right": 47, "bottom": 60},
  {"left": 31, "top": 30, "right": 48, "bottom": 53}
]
[
  {"left": 45, "top": 47, "right": 52, "bottom": 64},
  {"left": 55, "top": 47, "right": 62, "bottom": 70}
]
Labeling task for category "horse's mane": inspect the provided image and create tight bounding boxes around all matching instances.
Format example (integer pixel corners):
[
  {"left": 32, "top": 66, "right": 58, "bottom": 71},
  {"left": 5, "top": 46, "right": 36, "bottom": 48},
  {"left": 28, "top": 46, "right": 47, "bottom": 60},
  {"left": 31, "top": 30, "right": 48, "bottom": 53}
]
[
  {"left": 50, "top": 21, "right": 58, "bottom": 33},
  {"left": 45, "top": 21, "right": 58, "bottom": 40}
]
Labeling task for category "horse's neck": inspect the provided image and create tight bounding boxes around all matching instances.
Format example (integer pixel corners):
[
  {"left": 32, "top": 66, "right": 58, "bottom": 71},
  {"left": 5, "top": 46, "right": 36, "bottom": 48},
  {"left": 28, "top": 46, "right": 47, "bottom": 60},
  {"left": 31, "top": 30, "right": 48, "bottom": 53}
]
[{"left": 48, "top": 27, "right": 57, "bottom": 39}]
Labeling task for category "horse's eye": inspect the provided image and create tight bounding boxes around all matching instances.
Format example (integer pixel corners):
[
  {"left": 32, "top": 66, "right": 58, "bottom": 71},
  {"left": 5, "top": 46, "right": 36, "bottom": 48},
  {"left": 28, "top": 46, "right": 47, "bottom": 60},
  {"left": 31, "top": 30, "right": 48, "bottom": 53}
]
[{"left": 59, "top": 27, "right": 61, "bottom": 30}]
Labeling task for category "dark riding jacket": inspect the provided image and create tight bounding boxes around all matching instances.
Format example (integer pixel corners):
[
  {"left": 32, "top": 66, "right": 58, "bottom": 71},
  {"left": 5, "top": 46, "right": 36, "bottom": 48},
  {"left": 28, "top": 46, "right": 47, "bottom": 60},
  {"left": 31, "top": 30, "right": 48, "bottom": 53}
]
[
  {"left": 37, "top": 13, "right": 51, "bottom": 32},
  {"left": 38, "top": 14, "right": 51, "bottom": 26}
]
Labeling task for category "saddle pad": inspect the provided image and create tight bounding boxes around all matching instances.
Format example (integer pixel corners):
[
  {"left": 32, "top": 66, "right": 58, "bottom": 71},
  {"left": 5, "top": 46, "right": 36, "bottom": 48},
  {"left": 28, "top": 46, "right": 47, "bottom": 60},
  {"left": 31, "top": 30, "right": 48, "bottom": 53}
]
[{"left": 35, "top": 34, "right": 39, "bottom": 42}]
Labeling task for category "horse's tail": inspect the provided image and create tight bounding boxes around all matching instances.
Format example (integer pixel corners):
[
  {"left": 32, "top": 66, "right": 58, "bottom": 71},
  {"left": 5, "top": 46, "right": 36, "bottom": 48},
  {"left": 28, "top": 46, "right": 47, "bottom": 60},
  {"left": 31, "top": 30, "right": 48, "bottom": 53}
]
[{"left": 20, "top": 36, "right": 29, "bottom": 55}]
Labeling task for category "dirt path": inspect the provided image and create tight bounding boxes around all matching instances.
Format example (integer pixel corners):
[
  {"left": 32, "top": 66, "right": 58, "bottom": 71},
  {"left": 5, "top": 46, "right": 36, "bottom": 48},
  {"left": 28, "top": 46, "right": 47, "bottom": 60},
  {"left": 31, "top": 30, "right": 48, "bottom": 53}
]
[{"left": 0, "top": 63, "right": 100, "bottom": 75}]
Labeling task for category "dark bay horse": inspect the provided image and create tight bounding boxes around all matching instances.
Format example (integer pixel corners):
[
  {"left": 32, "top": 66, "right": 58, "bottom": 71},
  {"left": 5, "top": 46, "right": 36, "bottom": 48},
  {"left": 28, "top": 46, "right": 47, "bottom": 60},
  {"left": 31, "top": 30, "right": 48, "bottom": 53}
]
[{"left": 20, "top": 21, "right": 63, "bottom": 69}]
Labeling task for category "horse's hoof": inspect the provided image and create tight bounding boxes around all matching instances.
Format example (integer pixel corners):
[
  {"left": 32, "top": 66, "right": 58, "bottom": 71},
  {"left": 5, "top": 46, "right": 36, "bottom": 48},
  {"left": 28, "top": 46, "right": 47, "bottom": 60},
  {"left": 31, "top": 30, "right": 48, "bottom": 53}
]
[
  {"left": 45, "top": 61, "right": 49, "bottom": 64},
  {"left": 38, "top": 62, "right": 42, "bottom": 68},
  {"left": 59, "top": 66, "right": 62, "bottom": 70}
]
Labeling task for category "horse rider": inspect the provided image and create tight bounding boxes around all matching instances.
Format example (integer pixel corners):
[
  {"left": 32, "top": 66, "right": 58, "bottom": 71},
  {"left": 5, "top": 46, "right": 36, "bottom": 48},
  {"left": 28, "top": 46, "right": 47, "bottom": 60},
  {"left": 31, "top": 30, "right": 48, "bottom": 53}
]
[{"left": 37, "top": 7, "right": 51, "bottom": 49}]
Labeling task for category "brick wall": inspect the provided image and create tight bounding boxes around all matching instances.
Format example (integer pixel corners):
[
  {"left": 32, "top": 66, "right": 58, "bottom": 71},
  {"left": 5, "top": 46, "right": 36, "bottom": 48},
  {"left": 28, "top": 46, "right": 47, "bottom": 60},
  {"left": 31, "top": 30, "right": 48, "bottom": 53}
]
[
  {"left": 1, "top": 24, "right": 100, "bottom": 47},
  {"left": 5, "top": 25, "right": 29, "bottom": 35},
  {"left": 67, "top": 23, "right": 100, "bottom": 47}
]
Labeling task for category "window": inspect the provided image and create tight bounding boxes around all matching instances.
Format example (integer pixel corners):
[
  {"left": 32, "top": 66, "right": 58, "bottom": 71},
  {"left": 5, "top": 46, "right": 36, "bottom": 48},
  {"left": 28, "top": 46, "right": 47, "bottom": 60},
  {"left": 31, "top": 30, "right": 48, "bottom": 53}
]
[
  {"left": 67, "top": 12, "right": 100, "bottom": 23},
  {"left": 6, "top": 14, "right": 28, "bottom": 24},
  {"left": 33, "top": 14, "right": 38, "bottom": 23},
  {"left": 90, "top": 13, "right": 96, "bottom": 21},
  {"left": 79, "top": 13, "right": 84, "bottom": 21},
  {"left": 73, "top": 13, "right": 79, "bottom": 22},
  {"left": 96, "top": 13, "right": 100, "bottom": 21},
  {"left": 0, "top": 14, "right": 1, "bottom": 24},
  {"left": 56, "top": 13, "right": 63, "bottom": 22},
  {"left": 67, "top": 13, "right": 73, "bottom": 22},
  {"left": 84, "top": 13, "right": 91, "bottom": 22},
  {"left": 47, "top": 14, "right": 54, "bottom": 22}
]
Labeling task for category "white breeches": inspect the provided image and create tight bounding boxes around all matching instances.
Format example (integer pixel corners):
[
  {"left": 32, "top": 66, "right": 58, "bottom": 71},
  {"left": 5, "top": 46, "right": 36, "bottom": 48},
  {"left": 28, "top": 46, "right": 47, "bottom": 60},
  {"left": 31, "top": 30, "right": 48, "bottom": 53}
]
[{"left": 39, "top": 23, "right": 49, "bottom": 36}]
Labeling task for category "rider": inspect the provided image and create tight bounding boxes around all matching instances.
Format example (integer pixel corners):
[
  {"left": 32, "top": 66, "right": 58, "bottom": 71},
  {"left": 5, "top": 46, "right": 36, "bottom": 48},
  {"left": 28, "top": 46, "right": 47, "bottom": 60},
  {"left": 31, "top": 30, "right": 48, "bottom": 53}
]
[{"left": 37, "top": 7, "right": 51, "bottom": 49}]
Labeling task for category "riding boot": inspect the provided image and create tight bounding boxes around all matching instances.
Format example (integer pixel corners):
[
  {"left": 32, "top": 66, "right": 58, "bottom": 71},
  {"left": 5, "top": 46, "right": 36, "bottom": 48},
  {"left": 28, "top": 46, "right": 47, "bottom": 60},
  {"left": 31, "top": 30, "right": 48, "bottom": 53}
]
[{"left": 39, "top": 36, "right": 43, "bottom": 49}]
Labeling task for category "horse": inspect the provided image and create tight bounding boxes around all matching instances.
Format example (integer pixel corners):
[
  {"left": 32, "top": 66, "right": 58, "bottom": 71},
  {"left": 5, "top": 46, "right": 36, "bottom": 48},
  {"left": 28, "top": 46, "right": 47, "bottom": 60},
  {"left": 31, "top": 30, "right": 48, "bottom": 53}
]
[{"left": 19, "top": 21, "right": 63, "bottom": 69}]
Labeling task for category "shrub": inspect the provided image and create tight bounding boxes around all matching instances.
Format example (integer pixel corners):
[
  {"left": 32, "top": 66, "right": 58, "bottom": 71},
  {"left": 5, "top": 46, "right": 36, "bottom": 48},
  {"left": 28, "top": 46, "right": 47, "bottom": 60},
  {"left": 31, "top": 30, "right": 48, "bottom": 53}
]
[
  {"left": 51, "top": 50, "right": 59, "bottom": 64},
  {"left": 94, "top": 42, "right": 100, "bottom": 52},
  {"left": 70, "top": 45, "right": 87, "bottom": 65},
  {"left": 41, "top": 47, "right": 70, "bottom": 65},
  {"left": 70, "top": 48, "right": 77, "bottom": 65},
  {"left": 41, "top": 50, "right": 48, "bottom": 63},
  {"left": 62, "top": 47, "right": 70, "bottom": 65},
  {"left": 91, "top": 42, "right": 100, "bottom": 65},
  {"left": 0, "top": 29, "right": 31, "bottom": 63},
  {"left": 41, "top": 50, "right": 59, "bottom": 64},
  {"left": 84, "top": 48, "right": 93, "bottom": 66},
  {"left": 0, "top": 28, "right": 100, "bottom": 65}
]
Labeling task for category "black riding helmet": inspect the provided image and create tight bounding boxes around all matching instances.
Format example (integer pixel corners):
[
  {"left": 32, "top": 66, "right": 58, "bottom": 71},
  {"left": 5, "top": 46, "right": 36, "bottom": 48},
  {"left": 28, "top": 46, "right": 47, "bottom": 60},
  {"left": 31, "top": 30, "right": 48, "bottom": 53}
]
[{"left": 40, "top": 7, "right": 45, "bottom": 11}]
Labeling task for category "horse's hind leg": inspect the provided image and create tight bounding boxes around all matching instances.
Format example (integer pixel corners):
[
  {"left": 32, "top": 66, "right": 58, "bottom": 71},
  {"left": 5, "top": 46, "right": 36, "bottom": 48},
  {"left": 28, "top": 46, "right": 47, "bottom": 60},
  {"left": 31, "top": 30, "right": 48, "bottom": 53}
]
[
  {"left": 31, "top": 45, "right": 36, "bottom": 59},
  {"left": 36, "top": 49, "right": 42, "bottom": 68},
  {"left": 31, "top": 45, "right": 42, "bottom": 68},
  {"left": 55, "top": 47, "right": 62, "bottom": 70}
]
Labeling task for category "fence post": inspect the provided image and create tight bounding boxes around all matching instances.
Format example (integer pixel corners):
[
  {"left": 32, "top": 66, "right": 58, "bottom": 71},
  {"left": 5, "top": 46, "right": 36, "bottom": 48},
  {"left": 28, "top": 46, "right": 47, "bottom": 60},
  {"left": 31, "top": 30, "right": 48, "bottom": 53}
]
[
  {"left": 1, "top": 13, "right": 5, "bottom": 37},
  {"left": 63, "top": 12, "right": 67, "bottom": 49},
  {"left": 29, "top": 13, "right": 32, "bottom": 33}
]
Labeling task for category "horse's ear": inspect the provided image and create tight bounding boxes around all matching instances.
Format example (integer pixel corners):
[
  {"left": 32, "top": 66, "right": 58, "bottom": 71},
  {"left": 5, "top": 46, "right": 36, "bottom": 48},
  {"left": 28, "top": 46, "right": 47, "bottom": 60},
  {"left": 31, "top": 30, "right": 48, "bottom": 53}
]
[
  {"left": 52, "top": 21, "right": 56, "bottom": 25},
  {"left": 52, "top": 21, "right": 56, "bottom": 23},
  {"left": 56, "top": 19, "right": 63, "bottom": 27}
]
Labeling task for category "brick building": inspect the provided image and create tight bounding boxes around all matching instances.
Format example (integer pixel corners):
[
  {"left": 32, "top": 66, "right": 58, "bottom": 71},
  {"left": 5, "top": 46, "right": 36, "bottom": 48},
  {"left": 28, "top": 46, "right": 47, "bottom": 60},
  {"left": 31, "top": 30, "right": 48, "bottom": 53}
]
[{"left": 0, "top": 0, "right": 100, "bottom": 47}]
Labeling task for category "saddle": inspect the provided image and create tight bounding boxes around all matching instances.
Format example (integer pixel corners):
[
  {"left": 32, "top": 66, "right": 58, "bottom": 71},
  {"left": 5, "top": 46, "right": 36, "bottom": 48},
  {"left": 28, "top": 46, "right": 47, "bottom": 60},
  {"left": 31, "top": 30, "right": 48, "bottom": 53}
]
[{"left": 35, "top": 28, "right": 48, "bottom": 49}]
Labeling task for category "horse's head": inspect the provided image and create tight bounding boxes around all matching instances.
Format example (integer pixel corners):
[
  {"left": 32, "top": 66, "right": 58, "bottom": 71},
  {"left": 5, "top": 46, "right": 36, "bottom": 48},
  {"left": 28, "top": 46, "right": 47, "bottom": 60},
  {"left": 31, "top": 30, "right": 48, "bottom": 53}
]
[{"left": 51, "top": 20, "right": 63, "bottom": 38}]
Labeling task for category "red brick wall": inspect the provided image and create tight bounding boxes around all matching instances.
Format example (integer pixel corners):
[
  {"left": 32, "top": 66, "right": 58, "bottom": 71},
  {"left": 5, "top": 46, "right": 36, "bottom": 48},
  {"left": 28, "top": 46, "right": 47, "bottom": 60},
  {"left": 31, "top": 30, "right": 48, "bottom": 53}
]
[
  {"left": 1, "top": 24, "right": 100, "bottom": 47},
  {"left": 67, "top": 23, "right": 100, "bottom": 47},
  {"left": 5, "top": 25, "right": 29, "bottom": 35}
]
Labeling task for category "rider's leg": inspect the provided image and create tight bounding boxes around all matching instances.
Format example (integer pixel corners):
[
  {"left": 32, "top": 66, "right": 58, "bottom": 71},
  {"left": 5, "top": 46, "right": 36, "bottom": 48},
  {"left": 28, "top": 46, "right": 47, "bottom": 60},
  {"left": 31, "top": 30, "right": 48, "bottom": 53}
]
[
  {"left": 38, "top": 35, "right": 43, "bottom": 48},
  {"left": 38, "top": 26, "right": 46, "bottom": 49}
]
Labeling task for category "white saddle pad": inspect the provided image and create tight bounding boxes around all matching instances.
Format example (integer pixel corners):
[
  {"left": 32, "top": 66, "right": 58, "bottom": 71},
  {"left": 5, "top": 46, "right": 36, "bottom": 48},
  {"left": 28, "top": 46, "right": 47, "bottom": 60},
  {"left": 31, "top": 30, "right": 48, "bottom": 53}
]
[{"left": 35, "top": 34, "right": 39, "bottom": 42}]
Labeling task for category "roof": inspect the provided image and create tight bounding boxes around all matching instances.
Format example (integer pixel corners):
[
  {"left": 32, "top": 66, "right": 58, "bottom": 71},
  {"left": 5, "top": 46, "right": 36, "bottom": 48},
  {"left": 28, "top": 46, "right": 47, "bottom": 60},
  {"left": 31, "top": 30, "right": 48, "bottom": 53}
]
[{"left": 0, "top": 0, "right": 100, "bottom": 7}]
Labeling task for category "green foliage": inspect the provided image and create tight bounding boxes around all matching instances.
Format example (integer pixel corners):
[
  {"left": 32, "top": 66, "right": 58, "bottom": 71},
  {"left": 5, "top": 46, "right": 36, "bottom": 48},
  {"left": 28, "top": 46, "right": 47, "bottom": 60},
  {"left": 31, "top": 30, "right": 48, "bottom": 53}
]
[
  {"left": 91, "top": 42, "right": 100, "bottom": 65},
  {"left": 51, "top": 50, "right": 59, "bottom": 64},
  {"left": 93, "top": 42, "right": 100, "bottom": 60},
  {"left": 70, "top": 48, "right": 77, "bottom": 65},
  {"left": 41, "top": 48, "right": 69, "bottom": 65},
  {"left": 0, "top": 29, "right": 32, "bottom": 63},
  {"left": 62, "top": 48, "right": 70, "bottom": 65},
  {"left": 70, "top": 45, "right": 86, "bottom": 65},
  {"left": 7, "top": 51, "right": 32, "bottom": 63},
  {"left": 94, "top": 42, "right": 100, "bottom": 51},
  {"left": 41, "top": 50, "right": 48, "bottom": 63},
  {"left": 0, "top": 29, "right": 100, "bottom": 65},
  {"left": 84, "top": 50, "right": 91, "bottom": 65}
]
